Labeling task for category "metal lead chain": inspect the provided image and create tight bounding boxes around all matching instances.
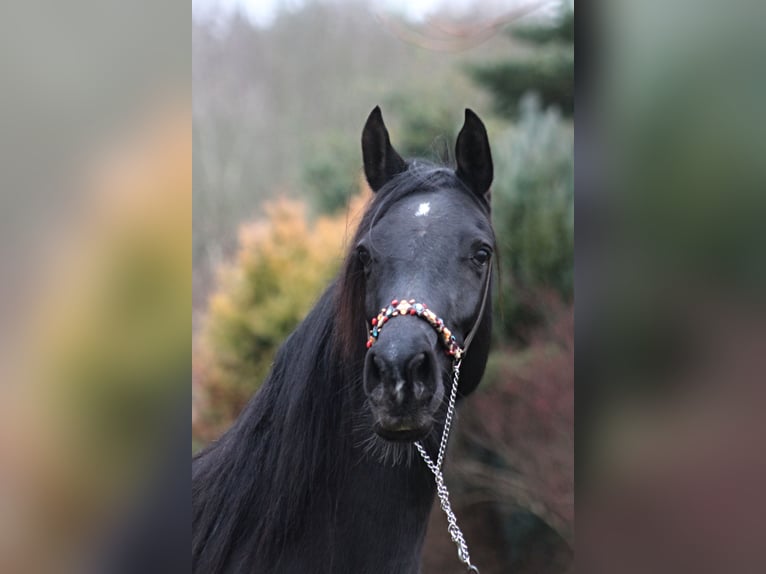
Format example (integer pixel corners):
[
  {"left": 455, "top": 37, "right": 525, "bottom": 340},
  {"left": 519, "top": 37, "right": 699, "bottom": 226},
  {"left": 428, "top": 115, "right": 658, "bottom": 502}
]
[{"left": 415, "top": 359, "right": 480, "bottom": 574}]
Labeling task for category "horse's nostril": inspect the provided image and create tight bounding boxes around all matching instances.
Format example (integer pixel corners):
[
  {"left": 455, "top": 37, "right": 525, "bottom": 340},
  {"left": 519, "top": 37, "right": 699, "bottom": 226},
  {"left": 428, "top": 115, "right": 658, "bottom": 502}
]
[
  {"left": 364, "top": 351, "right": 386, "bottom": 396},
  {"left": 408, "top": 352, "right": 434, "bottom": 403},
  {"left": 365, "top": 346, "right": 435, "bottom": 408},
  {"left": 407, "top": 352, "right": 430, "bottom": 385}
]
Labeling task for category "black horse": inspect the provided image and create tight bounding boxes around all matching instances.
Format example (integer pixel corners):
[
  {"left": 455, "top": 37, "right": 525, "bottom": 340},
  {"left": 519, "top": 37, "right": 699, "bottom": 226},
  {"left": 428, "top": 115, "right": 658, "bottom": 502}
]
[{"left": 193, "top": 106, "right": 495, "bottom": 574}]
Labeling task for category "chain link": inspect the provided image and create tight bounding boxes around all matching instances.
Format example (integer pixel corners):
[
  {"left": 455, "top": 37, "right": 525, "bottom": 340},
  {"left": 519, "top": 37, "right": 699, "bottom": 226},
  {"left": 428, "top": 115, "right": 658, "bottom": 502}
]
[{"left": 415, "top": 359, "right": 479, "bottom": 574}]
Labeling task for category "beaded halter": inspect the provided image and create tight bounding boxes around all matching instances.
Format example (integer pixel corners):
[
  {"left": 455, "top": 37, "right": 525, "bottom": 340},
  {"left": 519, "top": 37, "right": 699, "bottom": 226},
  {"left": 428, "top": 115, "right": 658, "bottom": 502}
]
[{"left": 366, "top": 299, "right": 463, "bottom": 359}]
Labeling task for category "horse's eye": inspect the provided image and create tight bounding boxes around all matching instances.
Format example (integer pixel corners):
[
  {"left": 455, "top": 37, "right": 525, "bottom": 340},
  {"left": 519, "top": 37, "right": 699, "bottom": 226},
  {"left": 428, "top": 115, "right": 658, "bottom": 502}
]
[
  {"left": 357, "top": 246, "right": 372, "bottom": 269},
  {"left": 472, "top": 247, "right": 491, "bottom": 266}
]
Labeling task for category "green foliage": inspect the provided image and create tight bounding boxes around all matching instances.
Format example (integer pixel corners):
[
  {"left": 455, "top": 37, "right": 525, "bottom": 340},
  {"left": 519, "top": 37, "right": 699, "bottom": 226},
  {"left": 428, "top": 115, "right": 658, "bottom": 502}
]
[
  {"left": 469, "top": 6, "right": 574, "bottom": 119},
  {"left": 302, "top": 133, "right": 360, "bottom": 215},
  {"left": 471, "top": 48, "right": 573, "bottom": 119},
  {"left": 512, "top": 7, "right": 574, "bottom": 45},
  {"left": 386, "top": 95, "right": 458, "bottom": 160},
  {"left": 491, "top": 96, "right": 574, "bottom": 339}
]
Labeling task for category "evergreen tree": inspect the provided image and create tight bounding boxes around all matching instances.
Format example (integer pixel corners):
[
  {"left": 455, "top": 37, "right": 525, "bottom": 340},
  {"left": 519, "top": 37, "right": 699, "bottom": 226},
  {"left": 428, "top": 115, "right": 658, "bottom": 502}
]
[{"left": 469, "top": 6, "right": 574, "bottom": 118}]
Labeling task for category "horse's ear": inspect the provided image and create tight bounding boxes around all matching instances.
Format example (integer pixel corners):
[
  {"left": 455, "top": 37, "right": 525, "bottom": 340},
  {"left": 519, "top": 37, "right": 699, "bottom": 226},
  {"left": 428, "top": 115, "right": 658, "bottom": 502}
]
[
  {"left": 362, "top": 106, "right": 407, "bottom": 192},
  {"left": 455, "top": 109, "right": 493, "bottom": 199}
]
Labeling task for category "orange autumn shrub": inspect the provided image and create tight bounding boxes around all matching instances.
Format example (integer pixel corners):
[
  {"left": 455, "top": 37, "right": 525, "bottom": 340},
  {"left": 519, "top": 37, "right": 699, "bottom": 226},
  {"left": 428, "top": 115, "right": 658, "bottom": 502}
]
[{"left": 193, "top": 191, "right": 369, "bottom": 447}]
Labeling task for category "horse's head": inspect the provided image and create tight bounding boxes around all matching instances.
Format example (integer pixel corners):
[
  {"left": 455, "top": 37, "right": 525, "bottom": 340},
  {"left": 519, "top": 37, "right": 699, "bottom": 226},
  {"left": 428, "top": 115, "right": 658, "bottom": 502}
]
[{"left": 345, "top": 106, "right": 494, "bottom": 444}]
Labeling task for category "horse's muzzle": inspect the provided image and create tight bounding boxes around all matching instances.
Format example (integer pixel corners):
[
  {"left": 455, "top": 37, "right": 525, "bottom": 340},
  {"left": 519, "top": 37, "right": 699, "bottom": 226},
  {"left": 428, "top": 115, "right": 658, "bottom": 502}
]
[{"left": 363, "top": 323, "right": 442, "bottom": 441}]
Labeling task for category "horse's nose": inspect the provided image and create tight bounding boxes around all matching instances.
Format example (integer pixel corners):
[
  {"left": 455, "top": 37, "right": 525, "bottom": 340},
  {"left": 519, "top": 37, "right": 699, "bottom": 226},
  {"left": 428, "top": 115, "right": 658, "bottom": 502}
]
[{"left": 364, "top": 345, "right": 436, "bottom": 413}]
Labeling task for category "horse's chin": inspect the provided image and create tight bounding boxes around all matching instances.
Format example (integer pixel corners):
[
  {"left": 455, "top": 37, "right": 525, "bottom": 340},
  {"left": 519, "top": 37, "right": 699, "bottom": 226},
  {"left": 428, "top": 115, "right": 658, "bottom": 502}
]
[{"left": 373, "top": 421, "right": 432, "bottom": 442}]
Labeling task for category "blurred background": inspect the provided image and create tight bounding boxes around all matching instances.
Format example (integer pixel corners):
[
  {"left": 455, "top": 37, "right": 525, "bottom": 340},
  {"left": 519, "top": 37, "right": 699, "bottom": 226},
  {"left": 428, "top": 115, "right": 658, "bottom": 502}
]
[
  {"left": 192, "top": 1, "right": 573, "bottom": 572},
  {"left": 0, "top": 1, "right": 189, "bottom": 572},
  {"left": 578, "top": 1, "right": 766, "bottom": 572}
]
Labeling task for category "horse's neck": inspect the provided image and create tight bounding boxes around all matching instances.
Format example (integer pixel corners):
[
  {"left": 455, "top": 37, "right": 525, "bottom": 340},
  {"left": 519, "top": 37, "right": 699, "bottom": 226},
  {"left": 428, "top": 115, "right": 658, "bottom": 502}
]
[
  {"left": 337, "top": 441, "right": 437, "bottom": 510},
  {"left": 273, "top": 373, "right": 439, "bottom": 569},
  {"left": 286, "top": 435, "right": 437, "bottom": 573}
]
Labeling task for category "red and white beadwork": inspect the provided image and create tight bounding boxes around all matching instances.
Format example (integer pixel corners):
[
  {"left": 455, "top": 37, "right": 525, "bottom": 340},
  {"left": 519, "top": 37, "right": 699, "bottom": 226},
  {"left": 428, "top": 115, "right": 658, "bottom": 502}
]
[{"left": 367, "top": 299, "right": 464, "bottom": 359}]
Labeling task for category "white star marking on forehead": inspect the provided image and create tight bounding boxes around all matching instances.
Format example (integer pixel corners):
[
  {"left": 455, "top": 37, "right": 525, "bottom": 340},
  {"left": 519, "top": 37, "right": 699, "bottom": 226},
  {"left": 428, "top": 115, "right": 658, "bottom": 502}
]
[{"left": 415, "top": 202, "right": 431, "bottom": 217}]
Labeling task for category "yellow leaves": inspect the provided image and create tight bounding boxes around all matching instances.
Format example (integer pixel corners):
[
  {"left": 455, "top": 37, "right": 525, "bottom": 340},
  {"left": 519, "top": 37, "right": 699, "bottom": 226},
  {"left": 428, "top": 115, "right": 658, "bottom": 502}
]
[{"left": 194, "top": 190, "right": 370, "bottom": 444}]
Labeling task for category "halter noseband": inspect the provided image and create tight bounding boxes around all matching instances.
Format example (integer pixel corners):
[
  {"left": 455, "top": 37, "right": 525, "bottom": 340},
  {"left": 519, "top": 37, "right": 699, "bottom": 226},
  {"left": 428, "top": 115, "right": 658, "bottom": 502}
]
[{"left": 366, "top": 299, "right": 464, "bottom": 359}]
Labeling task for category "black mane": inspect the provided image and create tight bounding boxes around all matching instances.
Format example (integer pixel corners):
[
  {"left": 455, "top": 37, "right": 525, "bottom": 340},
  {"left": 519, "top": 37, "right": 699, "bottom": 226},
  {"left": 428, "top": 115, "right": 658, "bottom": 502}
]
[
  {"left": 193, "top": 283, "right": 354, "bottom": 572},
  {"left": 193, "top": 161, "right": 493, "bottom": 573}
]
